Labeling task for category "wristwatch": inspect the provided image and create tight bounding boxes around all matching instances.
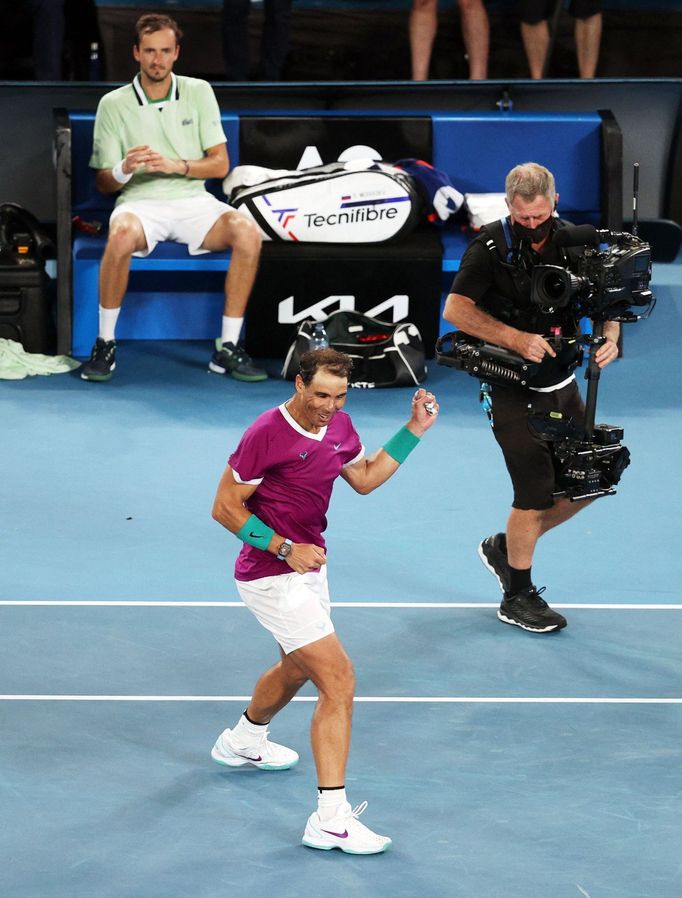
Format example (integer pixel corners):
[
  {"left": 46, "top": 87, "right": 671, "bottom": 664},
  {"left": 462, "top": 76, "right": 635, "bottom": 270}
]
[{"left": 276, "top": 538, "right": 293, "bottom": 561}]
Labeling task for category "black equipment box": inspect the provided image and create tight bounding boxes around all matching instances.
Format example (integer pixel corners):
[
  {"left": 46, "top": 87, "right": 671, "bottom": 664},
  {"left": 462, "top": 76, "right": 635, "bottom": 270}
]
[
  {"left": 0, "top": 264, "right": 51, "bottom": 353},
  {"left": 244, "top": 230, "right": 443, "bottom": 359}
]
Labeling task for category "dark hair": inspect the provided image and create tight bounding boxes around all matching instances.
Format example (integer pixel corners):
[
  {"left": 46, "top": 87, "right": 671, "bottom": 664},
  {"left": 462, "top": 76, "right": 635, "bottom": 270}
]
[
  {"left": 298, "top": 348, "right": 353, "bottom": 386},
  {"left": 134, "top": 14, "right": 183, "bottom": 47}
]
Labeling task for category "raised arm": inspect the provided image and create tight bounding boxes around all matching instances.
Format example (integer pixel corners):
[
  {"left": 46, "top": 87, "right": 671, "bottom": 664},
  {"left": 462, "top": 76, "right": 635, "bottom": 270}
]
[{"left": 340, "top": 387, "right": 439, "bottom": 495}]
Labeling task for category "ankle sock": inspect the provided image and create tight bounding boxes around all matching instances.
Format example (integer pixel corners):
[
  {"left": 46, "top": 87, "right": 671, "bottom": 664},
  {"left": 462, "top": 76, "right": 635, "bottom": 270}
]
[
  {"left": 508, "top": 566, "right": 532, "bottom": 595},
  {"left": 98, "top": 306, "right": 120, "bottom": 342},
  {"left": 317, "top": 786, "right": 347, "bottom": 821},
  {"left": 231, "top": 710, "right": 267, "bottom": 745},
  {"left": 221, "top": 316, "right": 243, "bottom": 346}
]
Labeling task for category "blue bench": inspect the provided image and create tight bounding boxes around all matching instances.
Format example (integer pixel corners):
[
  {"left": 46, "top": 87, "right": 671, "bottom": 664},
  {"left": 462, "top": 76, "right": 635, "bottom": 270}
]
[{"left": 54, "top": 107, "right": 620, "bottom": 357}]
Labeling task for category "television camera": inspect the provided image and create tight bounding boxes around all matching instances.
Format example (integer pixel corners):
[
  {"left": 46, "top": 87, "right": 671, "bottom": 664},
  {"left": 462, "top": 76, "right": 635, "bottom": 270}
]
[
  {"left": 530, "top": 222, "right": 655, "bottom": 323},
  {"left": 436, "top": 171, "right": 654, "bottom": 501}
]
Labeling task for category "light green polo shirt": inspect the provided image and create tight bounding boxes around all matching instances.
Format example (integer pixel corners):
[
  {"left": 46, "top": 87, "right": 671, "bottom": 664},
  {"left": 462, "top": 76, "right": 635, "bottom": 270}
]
[{"left": 90, "top": 73, "right": 227, "bottom": 205}]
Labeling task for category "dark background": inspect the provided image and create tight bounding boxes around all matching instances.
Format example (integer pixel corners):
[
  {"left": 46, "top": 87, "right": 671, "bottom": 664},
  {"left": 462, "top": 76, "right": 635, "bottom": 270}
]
[{"left": 2, "top": 1, "right": 681, "bottom": 82}]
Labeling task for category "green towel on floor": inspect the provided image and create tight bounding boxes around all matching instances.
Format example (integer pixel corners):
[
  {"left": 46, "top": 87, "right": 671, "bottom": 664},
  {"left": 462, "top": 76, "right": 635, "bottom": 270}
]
[{"left": 0, "top": 338, "right": 81, "bottom": 380}]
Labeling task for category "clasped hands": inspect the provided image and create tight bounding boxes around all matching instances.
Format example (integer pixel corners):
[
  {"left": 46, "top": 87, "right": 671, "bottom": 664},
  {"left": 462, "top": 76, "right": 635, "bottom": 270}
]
[{"left": 121, "top": 145, "right": 185, "bottom": 177}]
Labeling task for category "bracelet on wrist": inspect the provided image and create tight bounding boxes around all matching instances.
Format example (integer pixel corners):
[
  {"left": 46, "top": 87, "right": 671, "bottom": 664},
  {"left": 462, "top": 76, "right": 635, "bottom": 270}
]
[
  {"left": 111, "top": 159, "right": 133, "bottom": 185},
  {"left": 182, "top": 159, "right": 190, "bottom": 176}
]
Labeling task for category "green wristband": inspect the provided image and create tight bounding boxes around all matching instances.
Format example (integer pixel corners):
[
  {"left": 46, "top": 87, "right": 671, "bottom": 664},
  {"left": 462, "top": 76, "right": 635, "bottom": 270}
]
[
  {"left": 383, "top": 425, "right": 420, "bottom": 464},
  {"left": 236, "top": 514, "right": 275, "bottom": 551}
]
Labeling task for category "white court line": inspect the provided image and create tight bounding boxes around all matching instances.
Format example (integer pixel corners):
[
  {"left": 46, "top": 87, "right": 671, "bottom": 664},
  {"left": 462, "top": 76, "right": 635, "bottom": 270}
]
[
  {"left": 1, "top": 601, "right": 681, "bottom": 610},
  {"left": 1, "top": 695, "right": 680, "bottom": 704}
]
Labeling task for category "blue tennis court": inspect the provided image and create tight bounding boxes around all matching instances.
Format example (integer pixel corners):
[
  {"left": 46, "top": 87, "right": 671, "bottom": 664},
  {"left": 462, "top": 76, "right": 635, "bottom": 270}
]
[{"left": 1, "top": 260, "right": 680, "bottom": 897}]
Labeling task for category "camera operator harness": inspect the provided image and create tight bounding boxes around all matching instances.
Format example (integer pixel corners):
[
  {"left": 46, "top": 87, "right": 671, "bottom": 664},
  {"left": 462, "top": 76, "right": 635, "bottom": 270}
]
[{"left": 437, "top": 213, "right": 655, "bottom": 502}]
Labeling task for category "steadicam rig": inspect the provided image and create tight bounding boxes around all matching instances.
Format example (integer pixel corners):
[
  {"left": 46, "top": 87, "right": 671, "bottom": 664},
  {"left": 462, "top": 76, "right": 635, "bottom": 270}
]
[
  {"left": 436, "top": 329, "right": 631, "bottom": 501},
  {"left": 435, "top": 331, "right": 539, "bottom": 387}
]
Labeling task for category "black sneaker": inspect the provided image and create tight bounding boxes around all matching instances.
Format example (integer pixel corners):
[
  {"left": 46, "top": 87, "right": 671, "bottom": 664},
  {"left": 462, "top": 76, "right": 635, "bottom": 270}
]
[
  {"left": 478, "top": 533, "right": 511, "bottom": 594},
  {"left": 498, "top": 586, "right": 567, "bottom": 633},
  {"left": 81, "top": 338, "right": 116, "bottom": 382},
  {"left": 208, "top": 340, "right": 268, "bottom": 382}
]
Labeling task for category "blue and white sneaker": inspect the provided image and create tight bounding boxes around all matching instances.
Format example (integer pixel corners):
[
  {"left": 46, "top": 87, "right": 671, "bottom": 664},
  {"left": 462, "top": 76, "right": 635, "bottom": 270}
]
[
  {"left": 211, "top": 727, "right": 299, "bottom": 771},
  {"left": 302, "top": 801, "right": 392, "bottom": 854}
]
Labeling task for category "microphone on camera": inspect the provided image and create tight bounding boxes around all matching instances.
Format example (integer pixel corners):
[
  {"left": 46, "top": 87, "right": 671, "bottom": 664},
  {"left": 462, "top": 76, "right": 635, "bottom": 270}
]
[{"left": 553, "top": 224, "right": 634, "bottom": 248}]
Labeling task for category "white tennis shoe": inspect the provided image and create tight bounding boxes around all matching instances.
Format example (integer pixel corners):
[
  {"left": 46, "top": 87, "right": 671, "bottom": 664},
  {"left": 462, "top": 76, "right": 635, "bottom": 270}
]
[
  {"left": 211, "top": 727, "right": 299, "bottom": 771},
  {"left": 302, "top": 801, "right": 392, "bottom": 854}
]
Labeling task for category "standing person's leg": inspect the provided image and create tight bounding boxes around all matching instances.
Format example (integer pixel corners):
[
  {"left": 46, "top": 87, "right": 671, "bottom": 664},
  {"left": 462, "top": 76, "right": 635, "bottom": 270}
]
[
  {"left": 200, "top": 209, "right": 267, "bottom": 381},
  {"left": 81, "top": 211, "right": 147, "bottom": 381},
  {"left": 222, "top": 0, "right": 251, "bottom": 80},
  {"left": 259, "top": 0, "right": 293, "bottom": 80},
  {"left": 409, "top": 0, "right": 438, "bottom": 81},
  {"left": 574, "top": 11, "right": 602, "bottom": 78},
  {"left": 458, "top": 0, "right": 489, "bottom": 80},
  {"left": 478, "top": 383, "right": 587, "bottom": 631},
  {"left": 519, "top": 0, "right": 552, "bottom": 78},
  {"left": 290, "top": 635, "right": 391, "bottom": 854},
  {"left": 212, "top": 568, "right": 390, "bottom": 853},
  {"left": 505, "top": 498, "right": 589, "bottom": 569},
  {"left": 211, "top": 649, "right": 306, "bottom": 770},
  {"left": 520, "top": 20, "right": 549, "bottom": 78}
]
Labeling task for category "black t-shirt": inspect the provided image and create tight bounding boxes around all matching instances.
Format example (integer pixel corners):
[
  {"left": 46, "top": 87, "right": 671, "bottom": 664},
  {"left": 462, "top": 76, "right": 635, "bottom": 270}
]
[{"left": 451, "top": 217, "right": 584, "bottom": 388}]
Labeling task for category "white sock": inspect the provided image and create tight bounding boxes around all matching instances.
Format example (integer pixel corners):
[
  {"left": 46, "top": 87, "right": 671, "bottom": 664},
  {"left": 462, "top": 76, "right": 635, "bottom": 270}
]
[
  {"left": 99, "top": 306, "right": 120, "bottom": 342},
  {"left": 317, "top": 787, "right": 347, "bottom": 822},
  {"left": 231, "top": 712, "right": 266, "bottom": 746},
  {"left": 221, "top": 316, "right": 243, "bottom": 346}
]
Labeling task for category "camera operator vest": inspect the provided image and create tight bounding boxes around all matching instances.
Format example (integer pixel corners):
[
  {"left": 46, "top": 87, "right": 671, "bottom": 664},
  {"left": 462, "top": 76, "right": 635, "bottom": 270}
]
[{"left": 475, "top": 216, "right": 584, "bottom": 387}]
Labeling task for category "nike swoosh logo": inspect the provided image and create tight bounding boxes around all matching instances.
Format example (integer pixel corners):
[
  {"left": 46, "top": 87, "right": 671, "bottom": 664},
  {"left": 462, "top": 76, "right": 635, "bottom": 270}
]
[
  {"left": 236, "top": 752, "right": 262, "bottom": 762},
  {"left": 249, "top": 532, "right": 263, "bottom": 539},
  {"left": 321, "top": 828, "right": 349, "bottom": 838}
]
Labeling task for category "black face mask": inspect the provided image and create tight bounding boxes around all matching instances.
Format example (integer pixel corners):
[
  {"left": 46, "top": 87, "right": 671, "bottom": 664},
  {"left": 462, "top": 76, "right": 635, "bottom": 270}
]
[{"left": 512, "top": 216, "right": 554, "bottom": 244}]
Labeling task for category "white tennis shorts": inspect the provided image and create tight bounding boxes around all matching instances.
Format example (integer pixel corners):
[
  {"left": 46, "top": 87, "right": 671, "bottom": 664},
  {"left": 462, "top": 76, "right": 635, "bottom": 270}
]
[
  {"left": 110, "top": 194, "right": 233, "bottom": 257},
  {"left": 235, "top": 566, "right": 335, "bottom": 655}
]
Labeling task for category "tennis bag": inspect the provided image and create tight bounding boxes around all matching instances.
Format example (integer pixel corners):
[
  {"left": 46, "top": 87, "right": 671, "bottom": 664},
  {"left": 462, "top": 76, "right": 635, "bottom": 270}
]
[
  {"left": 224, "top": 162, "right": 420, "bottom": 243},
  {"left": 281, "top": 309, "right": 427, "bottom": 388}
]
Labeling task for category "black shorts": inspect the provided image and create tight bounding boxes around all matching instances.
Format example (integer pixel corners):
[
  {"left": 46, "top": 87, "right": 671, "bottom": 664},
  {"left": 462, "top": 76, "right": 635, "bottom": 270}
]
[
  {"left": 519, "top": 0, "right": 601, "bottom": 26},
  {"left": 488, "top": 379, "right": 585, "bottom": 510}
]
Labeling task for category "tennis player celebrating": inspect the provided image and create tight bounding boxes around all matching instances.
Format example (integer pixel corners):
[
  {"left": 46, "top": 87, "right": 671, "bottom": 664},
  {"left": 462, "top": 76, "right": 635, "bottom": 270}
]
[{"left": 210, "top": 348, "right": 439, "bottom": 854}]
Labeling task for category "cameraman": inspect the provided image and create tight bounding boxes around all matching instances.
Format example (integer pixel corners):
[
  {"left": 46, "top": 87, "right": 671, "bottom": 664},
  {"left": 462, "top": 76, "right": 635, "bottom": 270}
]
[{"left": 443, "top": 162, "right": 619, "bottom": 633}]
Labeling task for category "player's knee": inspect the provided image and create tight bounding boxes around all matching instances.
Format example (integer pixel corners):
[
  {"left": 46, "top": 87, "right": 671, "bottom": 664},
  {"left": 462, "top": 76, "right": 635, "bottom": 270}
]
[
  {"left": 318, "top": 655, "right": 355, "bottom": 703},
  {"left": 107, "top": 219, "right": 142, "bottom": 257},
  {"left": 231, "top": 216, "right": 262, "bottom": 256},
  {"left": 334, "top": 657, "right": 356, "bottom": 699}
]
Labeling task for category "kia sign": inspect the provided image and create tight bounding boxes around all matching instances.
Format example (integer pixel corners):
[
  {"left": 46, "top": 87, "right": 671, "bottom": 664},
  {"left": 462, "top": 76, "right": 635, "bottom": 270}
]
[
  {"left": 244, "top": 234, "right": 443, "bottom": 359},
  {"left": 277, "top": 294, "right": 410, "bottom": 324}
]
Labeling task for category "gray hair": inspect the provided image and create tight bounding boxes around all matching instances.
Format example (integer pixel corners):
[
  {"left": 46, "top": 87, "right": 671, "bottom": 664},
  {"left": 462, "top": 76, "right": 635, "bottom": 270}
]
[{"left": 505, "top": 162, "right": 556, "bottom": 205}]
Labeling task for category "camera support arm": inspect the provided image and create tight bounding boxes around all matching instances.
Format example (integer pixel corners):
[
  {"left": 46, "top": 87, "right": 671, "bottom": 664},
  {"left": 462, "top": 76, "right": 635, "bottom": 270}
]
[{"left": 582, "top": 320, "right": 606, "bottom": 440}]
